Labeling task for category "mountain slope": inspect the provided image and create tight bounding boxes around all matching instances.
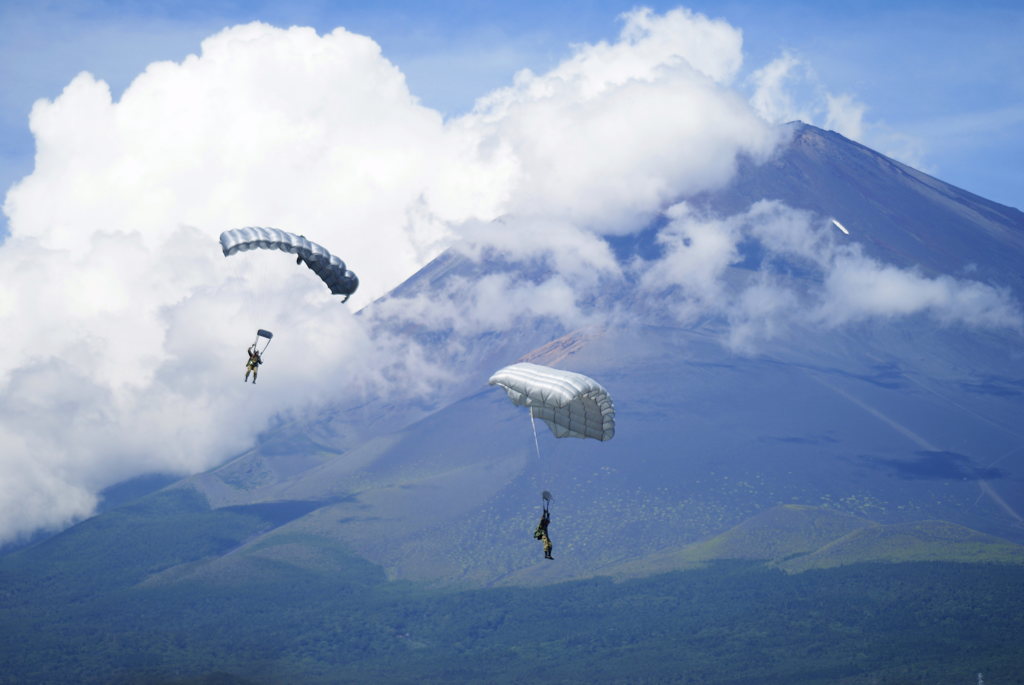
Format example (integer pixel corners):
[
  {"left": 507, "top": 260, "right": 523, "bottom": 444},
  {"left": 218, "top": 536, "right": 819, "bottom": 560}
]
[
  {"left": 779, "top": 518, "right": 1024, "bottom": 572},
  {"left": 128, "top": 124, "right": 1024, "bottom": 588},
  {"left": 10, "top": 123, "right": 1024, "bottom": 592},
  {"left": 159, "top": 308, "right": 1024, "bottom": 587},
  {"left": 606, "top": 504, "right": 873, "bottom": 576},
  {"left": 605, "top": 504, "right": 1024, "bottom": 578},
  {"left": 692, "top": 123, "right": 1024, "bottom": 294}
]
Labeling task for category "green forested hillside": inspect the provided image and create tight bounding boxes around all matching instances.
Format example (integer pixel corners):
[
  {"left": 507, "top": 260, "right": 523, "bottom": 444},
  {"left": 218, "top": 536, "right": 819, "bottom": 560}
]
[
  {"left": 4, "top": 553, "right": 1024, "bottom": 683},
  {"left": 4, "top": 490, "right": 1023, "bottom": 683}
]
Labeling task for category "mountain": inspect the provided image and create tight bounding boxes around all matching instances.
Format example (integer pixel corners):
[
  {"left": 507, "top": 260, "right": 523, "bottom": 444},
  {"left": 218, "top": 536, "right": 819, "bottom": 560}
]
[
  {"left": 693, "top": 123, "right": 1024, "bottom": 295},
  {"left": 50, "top": 122, "right": 1012, "bottom": 590},
  {"left": 18, "top": 122, "right": 1023, "bottom": 586},
  {"left": 4, "top": 121, "right": 1024, "bottom": 683}
]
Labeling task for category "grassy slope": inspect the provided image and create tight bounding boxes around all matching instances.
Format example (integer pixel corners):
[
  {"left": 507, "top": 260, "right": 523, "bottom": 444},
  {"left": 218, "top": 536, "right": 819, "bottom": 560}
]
[
  {"left": 780, "top": 519, "right": 1024, "bottom": 572},
  {"left": 606, "top": 505, "right": 1024, "bottom": 579}
]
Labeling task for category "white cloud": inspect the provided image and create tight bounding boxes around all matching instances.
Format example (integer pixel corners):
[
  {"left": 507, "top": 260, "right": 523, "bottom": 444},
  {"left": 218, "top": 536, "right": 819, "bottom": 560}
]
[
  {"left": 748, "top": 51, "right": 939, "bottom": 170},
  {"left": 824, "top": 92, "right": 866, "bottom": 141},
  {"left": 367, "top": 6, "right": 784, "bottom": 341},
  {"left": 817, "top": 253, "right": 1022, "bottom": 329},
  {"left": 457, "top": 6, "right": 780, "bottom": 234},
  {"left": 638, "top": 200, "right": 1023, "bottom": 347},
  {"left": 638, "top": 202, "right": 741, "bottom": 319},
  {"left": 455, "top": 216, "right": 621, "bottom": 284},
  {"left": 749, "top": 52, "right": 812, "bottom": 125},
  {"left": 5, "top": 23, "right": 506, "bottom": 301},
  {"left": 749, "top": 52, "right": 867, "bottom": 143},
  {"left": 375, "top": 272, "right": 591, "bottom": 336},
  {"left": 0, "top": 22, "right": 491, "bottom": 542}
]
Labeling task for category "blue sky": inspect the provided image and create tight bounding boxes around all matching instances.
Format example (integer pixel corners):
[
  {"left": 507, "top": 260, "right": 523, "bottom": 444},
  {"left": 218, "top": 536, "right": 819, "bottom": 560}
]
[{"left": 1, "top": 0, "right": 1022, "bottom": 229}]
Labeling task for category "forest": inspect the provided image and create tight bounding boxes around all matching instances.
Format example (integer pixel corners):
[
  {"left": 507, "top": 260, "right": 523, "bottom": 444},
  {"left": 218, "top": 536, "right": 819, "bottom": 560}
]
[{"left": 3, "top": 544, "right": 1022, "bottom": 684}]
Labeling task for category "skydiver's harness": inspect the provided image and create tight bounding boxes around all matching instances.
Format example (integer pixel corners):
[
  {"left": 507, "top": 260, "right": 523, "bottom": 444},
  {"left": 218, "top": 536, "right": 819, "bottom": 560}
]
[
  {"left": 246, "top": 349, "right": 262, "bottom": 369},
  {"left": 533, "top": 504, "right": 550, "bottom": 540}
]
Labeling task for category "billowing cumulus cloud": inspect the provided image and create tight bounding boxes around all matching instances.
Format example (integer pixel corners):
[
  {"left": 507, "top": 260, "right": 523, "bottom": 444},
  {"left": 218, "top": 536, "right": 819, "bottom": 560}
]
[
  {"left": 0, "top": 21, "right": 487, "bottom": 542},
  {"left": 459, "top": 6, "right": 778, "bottom": 233},
  {"left": 5, "top": 23, "right": 504, "bottom": 296},
  {"left": 0, "top": 7, "right": 1019, "bottom": 544},
  {"left": 374, "top": 6, "right": 782, "bottom": 337}
]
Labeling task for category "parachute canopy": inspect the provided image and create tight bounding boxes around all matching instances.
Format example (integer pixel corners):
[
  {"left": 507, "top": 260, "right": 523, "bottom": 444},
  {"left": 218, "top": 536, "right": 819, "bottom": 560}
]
[
  {"left": 489, "top": 362, "right": 615, "bottom": 441},
  {"left": 219, "top": 227, "right": 359, "bottom": 300}
]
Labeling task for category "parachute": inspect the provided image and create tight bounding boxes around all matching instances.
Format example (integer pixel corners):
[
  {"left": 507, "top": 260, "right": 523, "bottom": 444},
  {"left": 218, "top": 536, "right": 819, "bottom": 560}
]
[
  {"left": 253, "top": 329, "right": 273, "bottom": 354},
  {"left": 219, "top": 227, "right": 359, "bottom": 301},
  {"left": 488, "top": 362, "right": 615, "bottom": 441}
]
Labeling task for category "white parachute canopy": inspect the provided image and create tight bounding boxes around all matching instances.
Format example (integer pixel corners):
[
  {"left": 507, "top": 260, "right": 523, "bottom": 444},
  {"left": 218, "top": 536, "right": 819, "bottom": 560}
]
[{"left": 488, "top": 362, "right": 615, "bottom": 441}]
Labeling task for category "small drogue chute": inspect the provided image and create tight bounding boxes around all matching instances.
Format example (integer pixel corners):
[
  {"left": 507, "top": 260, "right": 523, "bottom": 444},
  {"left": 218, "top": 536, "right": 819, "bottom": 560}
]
[{"left": 253, "top": 329, "right": 273, "bottom": 355}]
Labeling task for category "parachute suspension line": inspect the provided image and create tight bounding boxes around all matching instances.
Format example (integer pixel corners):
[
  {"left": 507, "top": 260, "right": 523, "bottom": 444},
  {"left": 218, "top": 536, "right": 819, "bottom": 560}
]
[
  {"left": 528, "top": 411, "right": 544, "bottom": 505},
  {"left": 252, "top": 334, "right": 271, "bottom": 354},
  {"left": 529, "top": 411, "right": 542, "bottom": 461},
  {"left": 254, "top": 329, "right": 274, "bottom": 355}
]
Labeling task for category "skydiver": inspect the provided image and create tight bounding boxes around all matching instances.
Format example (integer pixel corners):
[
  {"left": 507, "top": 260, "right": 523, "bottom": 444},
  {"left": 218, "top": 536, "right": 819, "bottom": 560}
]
[
  {"left": 533, "top": 503, "right": 553, "bottom": 560},
  {"left": 244, "top": 344, "right": 262, "bottom": 384}
]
